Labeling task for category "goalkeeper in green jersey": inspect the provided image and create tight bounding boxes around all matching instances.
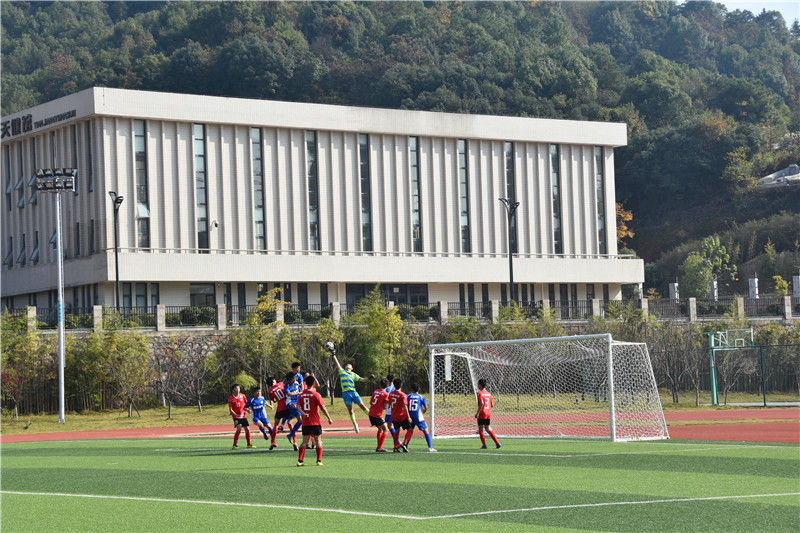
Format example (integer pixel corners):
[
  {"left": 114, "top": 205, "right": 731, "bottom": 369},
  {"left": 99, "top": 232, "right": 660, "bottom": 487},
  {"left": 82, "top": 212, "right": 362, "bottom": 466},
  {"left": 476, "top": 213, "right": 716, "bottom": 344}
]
[{"left": 329, "top": 349, "right": 373, "bottom": 434}]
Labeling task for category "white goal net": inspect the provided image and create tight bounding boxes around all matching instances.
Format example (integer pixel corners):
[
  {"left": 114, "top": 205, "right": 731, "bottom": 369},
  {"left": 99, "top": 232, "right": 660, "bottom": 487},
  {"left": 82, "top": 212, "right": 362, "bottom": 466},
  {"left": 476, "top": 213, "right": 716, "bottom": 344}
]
[{"left": 428, "top": 334, "right": 668, "bottom": 442}]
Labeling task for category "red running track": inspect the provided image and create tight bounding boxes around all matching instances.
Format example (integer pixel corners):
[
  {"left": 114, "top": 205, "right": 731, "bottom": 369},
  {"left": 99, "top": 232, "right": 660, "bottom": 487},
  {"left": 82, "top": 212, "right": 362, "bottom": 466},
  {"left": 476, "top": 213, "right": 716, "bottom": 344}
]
[{"left": 1, "top": 409, "right": 797, "bottom": 444}]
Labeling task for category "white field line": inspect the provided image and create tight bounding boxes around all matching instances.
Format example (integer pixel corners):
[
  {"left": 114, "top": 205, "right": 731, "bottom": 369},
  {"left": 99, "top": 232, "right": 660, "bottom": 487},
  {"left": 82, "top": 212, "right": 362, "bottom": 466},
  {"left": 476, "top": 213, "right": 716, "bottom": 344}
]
[{"left": 3, "top": 491, "right": 798, "bottom": 521}]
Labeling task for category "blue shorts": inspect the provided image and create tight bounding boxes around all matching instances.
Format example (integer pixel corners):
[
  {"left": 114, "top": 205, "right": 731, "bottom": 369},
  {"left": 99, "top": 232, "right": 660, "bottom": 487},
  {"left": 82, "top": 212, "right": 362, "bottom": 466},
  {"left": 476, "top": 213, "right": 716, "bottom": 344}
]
[
  {"left": 385, "top": 413, "right": 392, "bottom": 424},
  {"left": 287, "top": 406, "right": 302, "bottom": 419},
  {"left": 342, "top": 390, "right": 363, "bottom": 407},
  {"left": 253, "top": 414, "right": 270, "bottom": 426},
  {"left": 410, "top": 419, "right": 428, "bottom": 431}
]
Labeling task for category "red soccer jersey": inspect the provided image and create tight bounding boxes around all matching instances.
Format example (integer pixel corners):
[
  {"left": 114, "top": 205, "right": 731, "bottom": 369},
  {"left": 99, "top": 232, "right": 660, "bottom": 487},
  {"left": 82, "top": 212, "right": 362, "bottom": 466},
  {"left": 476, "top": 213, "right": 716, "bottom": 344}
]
[
  {"left": 297, "top": 389, "right": 325, "bottom": 426},
  {"left": 476, "top": 389, "right": 493, "bottom": 418},
  {"left": 229, "top": 393, "right": 247, "bottom": 419},
  {"left": 388, "top": 390, "right": 408, "bottom": 421},
  {"left": 268, "top": 382, "right": 287, "bottom": 411},
  {"left": 368, "top": 389, "right": 389, "bottom": 418}
]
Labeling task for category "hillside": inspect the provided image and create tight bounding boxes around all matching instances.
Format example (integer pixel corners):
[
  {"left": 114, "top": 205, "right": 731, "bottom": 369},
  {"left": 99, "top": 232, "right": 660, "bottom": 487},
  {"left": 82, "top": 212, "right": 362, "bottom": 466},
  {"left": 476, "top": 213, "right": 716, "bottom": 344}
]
[{"left": 2, "top": 1, "right": 799, "bottom": 292}]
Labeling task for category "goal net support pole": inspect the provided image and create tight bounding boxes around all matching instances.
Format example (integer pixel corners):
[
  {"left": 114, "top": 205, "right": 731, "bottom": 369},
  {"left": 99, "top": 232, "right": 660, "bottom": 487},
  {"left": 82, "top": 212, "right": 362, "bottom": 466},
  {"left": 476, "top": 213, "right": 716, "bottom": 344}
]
[{"left": 429, "top": 334, "right": 668, "bottom": 442}]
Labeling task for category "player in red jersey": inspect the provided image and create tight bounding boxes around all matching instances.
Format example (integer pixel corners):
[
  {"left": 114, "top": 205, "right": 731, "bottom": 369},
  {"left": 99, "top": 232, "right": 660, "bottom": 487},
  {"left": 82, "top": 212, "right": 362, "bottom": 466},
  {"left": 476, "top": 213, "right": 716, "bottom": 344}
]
[
  {"left": 228, "top": 384, "right": 253, "bottom": 449},
  {"left": 475, "top": 378, "right": 501, "bottom": 449},
  {"left": 388, "top": 378, "right": 412, "bottom": 453},
  {"left": 368, "top": 379, "right": 392, "bottom": 452},
  {"left": 295, "top": 374, "right": 333, "bottom": 466},
  {"left": 267, "top": 377, "right": 287, "bottom": 450}
]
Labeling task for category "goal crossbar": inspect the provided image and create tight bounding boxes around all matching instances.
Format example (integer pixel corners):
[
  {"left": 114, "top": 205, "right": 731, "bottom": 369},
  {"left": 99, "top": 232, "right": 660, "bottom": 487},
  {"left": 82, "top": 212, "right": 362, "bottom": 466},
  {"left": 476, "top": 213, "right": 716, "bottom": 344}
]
[{"left": 429, "top": 334, "right": 668, "bottom": 442}]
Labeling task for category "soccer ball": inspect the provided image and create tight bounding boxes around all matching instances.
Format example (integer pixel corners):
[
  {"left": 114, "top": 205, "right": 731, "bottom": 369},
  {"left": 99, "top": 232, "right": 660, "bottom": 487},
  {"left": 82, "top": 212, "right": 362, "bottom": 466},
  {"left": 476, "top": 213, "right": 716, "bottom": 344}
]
[{"left": 323, "top": 341, "right": 335, "bottom": 354}]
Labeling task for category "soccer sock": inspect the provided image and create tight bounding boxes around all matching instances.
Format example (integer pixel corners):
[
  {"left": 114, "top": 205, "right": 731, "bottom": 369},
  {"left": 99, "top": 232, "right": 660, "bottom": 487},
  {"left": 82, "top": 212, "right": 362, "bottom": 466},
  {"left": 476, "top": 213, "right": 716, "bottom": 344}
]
[
  {"left": 245, "top": 430, "right": 251, "bottom": 445},
  {"left": 234, "top": 428, "right": 241, "bottom": 446},
  {"left": 270, "top": 428, "right": 277, "bottom": 444},
  {"left": 488, "top": 430, "right": 499, "bottom": 445},
  {"left": 424, "top": 433, "right": 433, "bottom": 449},
  {"left": 393, "top": 432, "right": 400, "bottom": 447},
  {"left": 389, "top": 426, "right": 395, "bottom": 437},
  {"left": 316, "top": 446, "right": 323, "bottom": 462},
  {"left": 298, "top": 445, "right": 306, "bottom": 462},
  {"left": 349, "top": 412, "right": 357, "bottom": 426},
  {"left": 479, "top": 429, "right": 487, "bottom": 446},
  {"left": 403, "top": 429, "right": 414, "bottom": 446}
]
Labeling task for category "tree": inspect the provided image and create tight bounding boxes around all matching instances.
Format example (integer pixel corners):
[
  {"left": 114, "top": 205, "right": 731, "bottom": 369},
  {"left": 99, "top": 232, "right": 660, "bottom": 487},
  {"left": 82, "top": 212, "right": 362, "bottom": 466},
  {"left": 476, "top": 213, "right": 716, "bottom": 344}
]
[
  {"left": 679, "top": 252, "right": 713, "bottom": 298},
  {"left": 616, "top": 203, "right": 634, "bottom": 246},
  {"left": 99, "top": 315, "right": 150, "bottom": 417},
  {"left": 344, "top": 285, "right": 405, "bottom": 377},
  {"left": 0, "top": 311, "right": 53, "bottom": 418}
]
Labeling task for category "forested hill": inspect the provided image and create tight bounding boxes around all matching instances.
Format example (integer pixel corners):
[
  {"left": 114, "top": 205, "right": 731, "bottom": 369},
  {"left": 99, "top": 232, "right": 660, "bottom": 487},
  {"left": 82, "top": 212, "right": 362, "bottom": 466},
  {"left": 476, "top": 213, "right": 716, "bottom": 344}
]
[{"left": 2, "top": 2, "right": 799, "bottom": 283}]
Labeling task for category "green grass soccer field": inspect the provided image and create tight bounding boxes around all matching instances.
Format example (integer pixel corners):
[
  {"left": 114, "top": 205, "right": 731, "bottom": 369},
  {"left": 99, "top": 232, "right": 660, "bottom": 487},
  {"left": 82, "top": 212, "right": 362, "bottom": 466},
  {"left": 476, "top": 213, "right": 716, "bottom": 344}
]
[{"left": 1, "top": 436, "right": 798, "bottom": 532}]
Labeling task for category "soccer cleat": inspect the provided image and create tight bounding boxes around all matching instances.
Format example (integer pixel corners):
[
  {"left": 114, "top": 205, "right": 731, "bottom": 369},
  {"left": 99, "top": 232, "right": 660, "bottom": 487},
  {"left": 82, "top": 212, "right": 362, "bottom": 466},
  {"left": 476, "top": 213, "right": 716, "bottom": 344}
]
[
  {"left": 353, "top": 424, "right": 359, "bottom": 434},
  {"left": 393, "top": 447, "right": 401, "bottom": 453},
  {"left": 296, "top": 461, "right": 304, "bottom": 467},
  {"left": 277, "top": 426, "right": 284, "bottom": 433},
  {"left": 316, "top": 461, "right": 323, "bottom": 466},
  {"left": 231, "top": 444, "right": 239, "bottom": 450},
  {"left": 401, "top": 443, "right": 409, "bottom": 453},
  {"left": 496, "top": 443, "right": 502, "bottom": 449},
  {"left": 481, "top": 445, "right": 488, "bottom": 449},
  {"left": 428, "top": 448, "right": 437, "bottom": 452},
  {"left": 376, "top": 448, "right": 388, "bottom": 453},
  {"left": 269, "top": 444, "right": 277, "bottom": 450},
  {"left": 246, "top": 444, "right": 256, "bottom": 449},
  {"left": 263, "top": 433, "right": 269, "bottom": 440},
  {"left": 287, "top": 435, "right": 298, "bottom": 451}
]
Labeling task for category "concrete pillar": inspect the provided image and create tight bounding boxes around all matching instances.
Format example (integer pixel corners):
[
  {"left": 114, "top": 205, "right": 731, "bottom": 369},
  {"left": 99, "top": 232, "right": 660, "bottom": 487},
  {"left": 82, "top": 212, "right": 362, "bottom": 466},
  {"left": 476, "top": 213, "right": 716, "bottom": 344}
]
[
  {"left": 688, "top": 298, "right": 697, "bottom": 322},
  {"left": 438, "top": 300, "right": 447, "bottom": 325},
  {"left": 92, "top": 305, "right": 103, "bottom": 330},
  {"left": 331, "top": 302, "right": 341, "bottom": 325},
  {"left": 490, "top": 300, "right": 500, "bottom": 324},
  {"left": 27, "top": 306, "right": 37, "bottom": 331},
  {"left": 736, "top": 297, "right": 745, "bottom": 317},
  {"left": 216, "top": 304, "right": 226, "bottom": 331},
  {"left": 782, "top": 295, "right": 792, "bottom": 320},
  {"left": 669, "top": 283, "right": 679, "bottom": 300},
  {"left": 276, "top": 301, "right": 284, "bottom": 323},
  {"left": 156, "top": 304, "right": 166, "bottom": 332},
  {"left": 749, "top": 278, "right": 759, "bottom": 299},
  {"left": 591, "top": 298, "right": 601, "bottom": 317},
  {"left": 639, "top": 298, "right": 649, "bottom": 319}
]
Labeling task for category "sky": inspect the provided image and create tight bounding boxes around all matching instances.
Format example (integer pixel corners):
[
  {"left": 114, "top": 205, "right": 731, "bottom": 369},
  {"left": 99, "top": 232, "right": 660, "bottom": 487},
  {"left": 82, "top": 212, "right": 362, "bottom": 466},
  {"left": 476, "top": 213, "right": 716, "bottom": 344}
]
[{"left": 712, "top": 1, "right": 800, "bottom": 28}]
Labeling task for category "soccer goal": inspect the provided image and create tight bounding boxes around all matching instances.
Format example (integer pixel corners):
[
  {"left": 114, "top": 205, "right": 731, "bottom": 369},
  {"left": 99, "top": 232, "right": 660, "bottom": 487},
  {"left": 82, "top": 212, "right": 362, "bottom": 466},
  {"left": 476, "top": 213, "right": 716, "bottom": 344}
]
[{"left": 428, "top": 334, "right": 669, "bottom": 442}]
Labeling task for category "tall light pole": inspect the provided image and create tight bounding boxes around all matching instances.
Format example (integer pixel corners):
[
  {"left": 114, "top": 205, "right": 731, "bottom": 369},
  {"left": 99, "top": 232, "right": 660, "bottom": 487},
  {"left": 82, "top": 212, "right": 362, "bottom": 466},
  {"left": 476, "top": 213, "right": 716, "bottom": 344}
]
[
  {"left": 35, "top": 168, "right": 76, "bottom": 424},
  {"left": 499, "top": 197, "right": 520, "bottom": 303},
  {"left": 108, "top": 191, "right": 124, "bottom": 309}
]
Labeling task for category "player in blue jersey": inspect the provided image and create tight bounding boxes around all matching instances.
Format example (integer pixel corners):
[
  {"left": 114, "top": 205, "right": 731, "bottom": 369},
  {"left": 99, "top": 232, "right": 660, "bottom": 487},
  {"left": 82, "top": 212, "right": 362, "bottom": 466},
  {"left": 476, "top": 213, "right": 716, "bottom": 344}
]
[
  {"left": 284, "top": 372, "right": 303, "bottom": 450},
  {"left": 384, "top": 374, "right": 396, "bottom": 438},
  {"left": 246, "top": 386, "right": 277, "bottom": 447},
  {"left": 406, "top": 383, "right": 436, "bottom": 452}
]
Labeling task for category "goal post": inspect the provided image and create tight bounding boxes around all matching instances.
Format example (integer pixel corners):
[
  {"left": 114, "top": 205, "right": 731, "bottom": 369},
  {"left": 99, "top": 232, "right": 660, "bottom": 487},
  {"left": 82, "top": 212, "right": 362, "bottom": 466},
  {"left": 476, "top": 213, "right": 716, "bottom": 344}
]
[{"left": 428, "top": 334, "right": 669, "bottom": 442}]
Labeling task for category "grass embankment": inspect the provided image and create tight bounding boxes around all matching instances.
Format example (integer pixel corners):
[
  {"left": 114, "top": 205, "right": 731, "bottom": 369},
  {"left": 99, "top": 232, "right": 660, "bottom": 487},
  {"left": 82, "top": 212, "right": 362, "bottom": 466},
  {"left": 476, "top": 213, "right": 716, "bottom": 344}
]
[{"left": 2, "top": 390, "right": 797, "bottom": 436}]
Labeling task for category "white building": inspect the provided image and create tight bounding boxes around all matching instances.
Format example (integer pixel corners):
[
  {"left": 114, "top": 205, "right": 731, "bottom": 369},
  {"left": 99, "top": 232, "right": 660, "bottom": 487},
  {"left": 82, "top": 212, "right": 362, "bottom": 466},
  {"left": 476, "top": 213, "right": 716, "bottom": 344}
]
[{"left": 1, "top": 87, "right": 642, "bottom": 313}]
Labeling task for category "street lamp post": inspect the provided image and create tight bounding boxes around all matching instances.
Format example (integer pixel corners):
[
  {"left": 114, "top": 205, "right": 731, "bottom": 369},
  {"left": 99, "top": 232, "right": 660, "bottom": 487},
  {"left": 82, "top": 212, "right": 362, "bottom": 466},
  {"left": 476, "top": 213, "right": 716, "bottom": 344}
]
[
  {"left": 499, "top": 197, "right": 520, "bottom": 303},
  {"left": 108, "top": 191, "right": 124, "bottom": 309},
  {"left": 35, "top": 168, "right": 77, "bottom": 424}
]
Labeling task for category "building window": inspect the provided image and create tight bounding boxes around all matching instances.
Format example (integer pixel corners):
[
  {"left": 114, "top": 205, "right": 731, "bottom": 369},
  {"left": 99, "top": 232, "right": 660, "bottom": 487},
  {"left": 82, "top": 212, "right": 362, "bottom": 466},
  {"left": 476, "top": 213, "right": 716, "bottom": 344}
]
[
  {"left": 298, "top": 283, "right": 308, "bottom": 309},
  {"left": 4, "top": 145, "right": 11, "bottom": 211},
  {"left": 150, "top": 283, "right": 160, "bottom": 309},
  {"left": 410, "top": 136, "right": 422, "bottom": 253},
  {"left": 31, "top": 231, "right": 39, "bottom": 263},
  {"left": 86, "top": 121, "right": 94, "bottom": 192},
  {"left": 75, "top": 222, "right": 81, "bottom": 257},
  {"left": 122, "top": 283, "right": 132, "bottom": 308},
  {"left": 193, "top": 124, "right": 209, "bottom": 252},
  {"left": 251, "top": 128, "right": 266, "bottom": 250},
  {"left": 89, "top": 219, "right": 96, "bottom": 254},
  {"left": 237, "top": 283, "right": 246, "bottom": 309},
  {"left": 504, "top": 142, "right": 517, "bottom": 253},
  {"left": 27, "top": 140, "right": 37, "bottom": 205},
  {"left": 190, "top": 283, "right": 215, "bottom": 307},
  {"left": 135, "top": 283, "right": 147, "bottom": 309},
  {"left": 320, "top": 283, "right": 328, "bottom": 307},
  {"left": 595, "top": 146, "right": 607, "bottom": 255},
  {"left": 3, "top": 237, "right": 12, "bottom": 268},
  {"left": 16, "top": 234, "right": 26, "bottom": 266},
  {"left": 358, "top": 133, "right": 373, "bottom": 252},
  {"left": 587, "top": 284, "right": 596, "bottom": 300},
  {"left": 603, "top": 284, "right": 610, "bottom": 302},
  {"left": 134, "top": 120, "right": 150, "bottom": 249},
  {"left": 15, "top": 175, "right": 24, "bottom": 208},
  {"left": 72, "top": 124, "right": 79, "bottom": 196},
  {"left": 458, "top": 139, "right": 471, "bottom": 253},
  {"left": 27, "top": 172, "right": 37, "bottom": 205},
  {"left": 306, "top": 130, "right": 320, "bottom": 251},
  {"left": 550, "top": 144, "right": 563, "bottom": 255}
]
